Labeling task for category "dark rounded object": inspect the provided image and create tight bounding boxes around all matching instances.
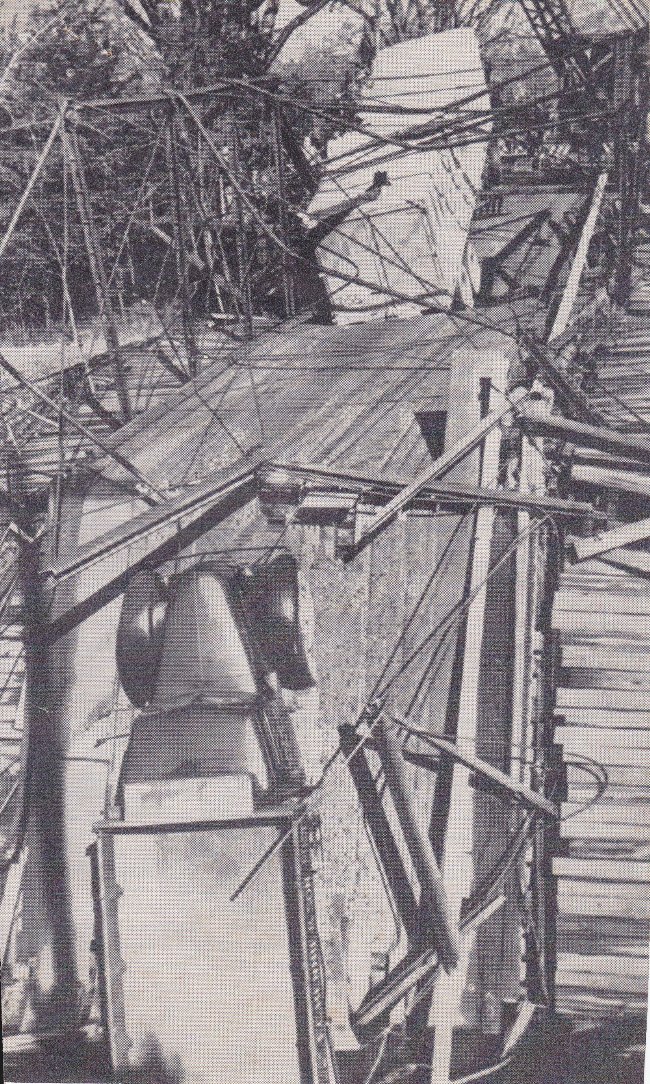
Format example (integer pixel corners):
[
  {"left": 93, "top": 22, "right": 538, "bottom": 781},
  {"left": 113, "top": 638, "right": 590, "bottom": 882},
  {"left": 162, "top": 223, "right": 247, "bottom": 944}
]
[
  {"left": 116, "top": 569, "right": 169, "bottom": 708},
  {"left": 244, "top": 555, "right": 316, "bottom": 691}
]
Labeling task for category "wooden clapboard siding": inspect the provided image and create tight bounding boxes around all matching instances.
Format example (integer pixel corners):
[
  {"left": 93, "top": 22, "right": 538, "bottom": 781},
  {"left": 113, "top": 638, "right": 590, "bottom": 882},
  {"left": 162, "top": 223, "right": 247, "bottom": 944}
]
[
  {"left": 560, "top": 707, "right": 650, "bottom": 728},
  {"left": 560, "top": 668, "right": 650, "bottom": 692},
  {"left": 552, "top": 858, "right": 650, "bottom": 882},
  {"left": 553, "top": 610, "right": 650, "bottom": 639},
  {"left": 554, "top": 588, "right": 650, "bottom": 615},
  {"left": 562, "top": 644, "right": 650, "bottom": 671},
  {"left": 557, "top": 883, "right": 650, "bottom": 920},
  {"left": 558, "top": 727, "right": 650, "bottom": 754},
  {"left": 556, "top": 687, "right": 650, "bottom": 711},
  {"left": 551, "top": 548, "right": 650, "bottom": 1021},
  {"left": 560, "top": 810, "right": 650, "bottom": 838}
]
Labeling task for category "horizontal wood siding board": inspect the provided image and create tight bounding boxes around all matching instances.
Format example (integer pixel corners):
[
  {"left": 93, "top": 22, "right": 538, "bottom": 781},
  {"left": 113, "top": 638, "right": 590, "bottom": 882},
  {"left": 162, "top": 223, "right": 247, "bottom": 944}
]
[
  {"left": 560, "top": 707, "right": 650, "bottom": 728},
  {"left": 556, "top": 687, "right": 650, "bottom": 710},
  {"left": 554, "top": 589, "right": 650, "bottom": 615},
  {"left": 552, "top": 858, "right": 650, "bottom": 883},
  {"left": 557, "top": 952, "right": 649, "bottom": 978},
  {"left": 552, "top": 611, "right": 650, "bottom": 639}
]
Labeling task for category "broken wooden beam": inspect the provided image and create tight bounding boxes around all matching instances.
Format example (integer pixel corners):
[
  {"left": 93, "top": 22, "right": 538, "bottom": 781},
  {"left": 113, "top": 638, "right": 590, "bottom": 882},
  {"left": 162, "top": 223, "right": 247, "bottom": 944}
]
[
  {"left": 570, "top": 518, "right": 650, "bottom": 562},
  {"left": 338, "top": 723, "right": 420, "bottom": 943},
  {"left": 264, "top": 464, "right": 605, "bottom": 522},
  {"left": 571, "top": 463, "right": 650, "bottom": 499},
  {"left": 336, "top": 385, "right": 530, "bottom": 559},
  {"left": 374, "top": 716, "right": 459, "bottom": 970},
  {"left": 547, "top": 172, "right": 608, "bottom": 342},
  {"left": 399, "top": 729, "right": 558, "bottom": 819},
  {"left": 521, "top": 413, "right": 650, "bottom": 466}
]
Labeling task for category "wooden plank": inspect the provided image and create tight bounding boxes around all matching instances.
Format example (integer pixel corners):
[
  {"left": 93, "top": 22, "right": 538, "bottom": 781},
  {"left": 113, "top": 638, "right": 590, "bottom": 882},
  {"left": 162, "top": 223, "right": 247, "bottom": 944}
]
[
  {"left": 571, "top": 518, "right": 650, "bottom": 562},
  {"left": 553, "top": 610, "right": 650, "bottom": 638},
  {"left": 555, "top": 970, "right": 648, "bottom": 995},
  {"left": 571, "top": 464, "right": 650, "bottom": 501},
  {"left": 567, "top": 785, "right": 650, "bottom": 806},
  {"left": 558, "top": 912, "right": 650, "bottom": 934},
  {"left": 557, "top": 883, "right": 650, "bottom": 919},
  {"left": 554, "top": 689, "right": 650, "bottom": 715},
  {"left": 561, "top": 644, "right": 650, "bottom": 672},
  {"left": 560, "top": 668, "right": 650, "bottom": 692},
  {"left": 557, "top": 935, "right": 649, "bottom": 958},
  {"left": 560, "top": 706, "right": 650, "bottom": 728},
  {"left": 349, "top": 385, "right": 526, "bottom": 557},
  {"left": 554, "top": 588, "right": 650, "bottom": 615},
  {"left": 561, "top": 798, "right": 650, "bottom": 824},
  {"left": 523, "top": 414, "right": 650, "bottom": 467},
  {"left": 557, "top": 952, "right": 649, "bottom": 978},
  {"left": 556, "top": 687, "right": 650, "bottom": 711},
  {"left": 553, "top": 857, "right": 650, "bottom": 883},
  {"left": 558, "top": 727, "right": 650, "bottom": 754},
  {"left": 569, "top": 764, "right": 650, "bottom": 787},
  {"left": 560, "top": 815, "right": 650, "bottom": 842},
  {"left": 555, "top": 994, "right": 647, "bottom": 1017},
  {"left": 428, "top": 364, "right": 504, "bottom": 1084},
  {"left": 548, "top": 172, "right": 609, "bottom": 341}
]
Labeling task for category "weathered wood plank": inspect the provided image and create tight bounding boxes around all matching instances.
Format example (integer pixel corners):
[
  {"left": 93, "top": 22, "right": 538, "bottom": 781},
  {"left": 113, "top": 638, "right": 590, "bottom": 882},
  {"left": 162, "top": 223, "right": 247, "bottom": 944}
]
[
  {"left": 560, "top": 667, "right": 650, "bottom": 692},
  {"left": 553, "top": 609, "right": 650, "bottom": 639},
  {"left": 555, "top": 969, "right": 648, "bottom": 995},
  {"left": 560, "top": 706, "right": 650, "bottom": 728},
  {"left": 554, "top": 588, "right": 650, "bottom": 616},
  {"left": 558, "top": 727, "right": 650, "bottom": 754},
  {"left": 560, "top": 814, "right": 650, "bottom": 841},
  {"left": 571, "top": 519, "right": 650, "bottom": 563},
  {"left": 552, "top": 858, "right": 650, "bottom": 883},
  {"left": 557, "top": 883, "right": 650, "bottom": 919},
  {"left": 556, "top": 687, "right": 650, "bottom": 711},
  {"left": 557, "top": 952, "right": 649, "bottom": 978},
  {"left": 561, "top": 644, "right": 650, "bottom": 672},
  {"left": 555, "top": 993, "right": 647, "bottom": 1017},
  {"left": 428, "top": 359, "right": 504, "bottom": 1084}
]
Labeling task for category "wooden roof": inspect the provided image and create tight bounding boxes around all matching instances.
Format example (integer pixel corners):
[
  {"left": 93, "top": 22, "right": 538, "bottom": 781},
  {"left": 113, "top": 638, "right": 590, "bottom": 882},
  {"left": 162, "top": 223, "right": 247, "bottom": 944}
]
[{"left": 89, "top": 308, "right": 522, "bottom": 494}]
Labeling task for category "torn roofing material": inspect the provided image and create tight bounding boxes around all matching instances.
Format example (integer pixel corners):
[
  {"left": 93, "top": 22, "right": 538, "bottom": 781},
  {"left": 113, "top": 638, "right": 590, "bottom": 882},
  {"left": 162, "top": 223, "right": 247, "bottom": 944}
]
[{"left": 306, "top": 28, "right": 490, "bottom": 323}]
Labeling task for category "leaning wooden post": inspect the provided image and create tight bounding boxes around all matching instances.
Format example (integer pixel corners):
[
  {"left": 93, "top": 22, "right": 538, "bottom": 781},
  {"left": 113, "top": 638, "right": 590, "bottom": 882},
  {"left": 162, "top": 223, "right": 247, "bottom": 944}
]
[{"left": 62, "top": 116, "right": 131, "bottom": 422}]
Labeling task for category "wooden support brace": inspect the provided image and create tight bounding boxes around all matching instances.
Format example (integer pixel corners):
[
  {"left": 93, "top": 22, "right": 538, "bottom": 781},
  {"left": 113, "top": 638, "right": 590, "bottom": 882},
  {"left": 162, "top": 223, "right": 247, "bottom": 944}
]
[
  {"left": 547, "top": 173, "right": 608, "bottom": 342},
  {"left": 344, "top": 385, "right": 529, "bottom": 559},
  {"left": 399, "top": 734, "right": 558, "bottom": 820},
  {"left": 570, "top": 517, "right": 650, "bottom": 562},
  {"left": 521, "top": 413, "right": 650, "bottom": 466}
]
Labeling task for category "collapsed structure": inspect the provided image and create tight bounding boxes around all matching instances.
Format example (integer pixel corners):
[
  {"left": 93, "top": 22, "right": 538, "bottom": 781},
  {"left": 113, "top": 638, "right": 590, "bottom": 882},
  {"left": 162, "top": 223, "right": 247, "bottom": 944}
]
[{"left": 0, "top": 6, "right": 649, "bottom": 1084}]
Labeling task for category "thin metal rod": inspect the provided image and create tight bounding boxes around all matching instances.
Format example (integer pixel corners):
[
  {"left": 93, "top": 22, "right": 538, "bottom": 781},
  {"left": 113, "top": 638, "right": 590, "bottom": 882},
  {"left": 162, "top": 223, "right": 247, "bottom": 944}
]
[
  {"left": 0, "top": 350, "right": 163, "bottom": 500},
  {"left": 0, "top": 113, "right": 62, "bottom": 261}
]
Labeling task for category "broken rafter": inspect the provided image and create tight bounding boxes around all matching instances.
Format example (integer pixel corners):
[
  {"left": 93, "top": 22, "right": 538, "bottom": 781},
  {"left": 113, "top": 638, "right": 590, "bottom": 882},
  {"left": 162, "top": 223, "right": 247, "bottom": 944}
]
[
  {"left": 547, "top": 172, "right": 609, "bottom": 342},
  {"left": 343, "top": 385, "right": 530, "bottom": 559},
  {"left": 264, "top": 463, "right": 605, "bottom": 522},
  {"left": 570, "top": 517, "right": 650, "bottom": 562},
  {"left": 521, "top": 413, "right": 650, "bottom": 466}
]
